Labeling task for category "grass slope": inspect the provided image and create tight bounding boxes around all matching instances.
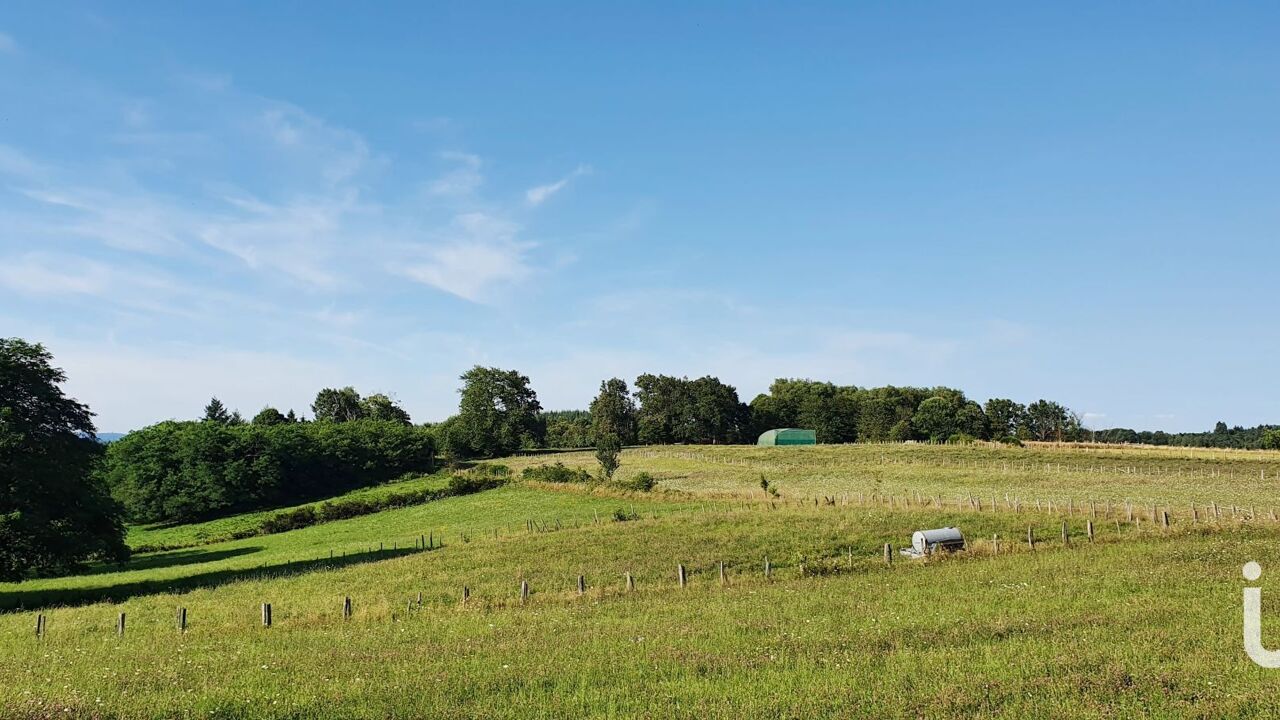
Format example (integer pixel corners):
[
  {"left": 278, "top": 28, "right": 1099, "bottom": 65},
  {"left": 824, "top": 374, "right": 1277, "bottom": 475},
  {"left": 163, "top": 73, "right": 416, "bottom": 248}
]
[{"left": 4, "top": 442, "right": 1279, "bottom": 718}]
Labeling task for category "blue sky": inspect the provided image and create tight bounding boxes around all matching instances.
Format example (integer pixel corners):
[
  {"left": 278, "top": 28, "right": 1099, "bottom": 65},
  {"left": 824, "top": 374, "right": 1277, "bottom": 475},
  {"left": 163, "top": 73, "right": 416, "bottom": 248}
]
[{"left": 2, "top": 2, "right": 1278, "bottom": 432}]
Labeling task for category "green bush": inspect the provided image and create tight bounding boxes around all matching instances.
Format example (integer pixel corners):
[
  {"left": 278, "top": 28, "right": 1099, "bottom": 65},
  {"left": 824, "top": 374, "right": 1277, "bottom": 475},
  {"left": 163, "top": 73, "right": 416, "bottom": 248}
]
[
  {"left": 521, "top": 462, "right": 594, "bottom": 484},
  {"left": 616, "top": 471, "right": 657, "bottom": 492},
  {"left": 258, "top": 506, "right": 318, "bottom": 534},
  {"left": 946, "top": 433, "right": 977, "bottom": 445},
  {"left": 612, "top": 508, "right": 641, "bottom": 522},
  {"left": 256, "top": 470, "right": 508, "bottom": 536},
  {"left": 997, "top": 435, "right": 1024, "bottom": 447}
]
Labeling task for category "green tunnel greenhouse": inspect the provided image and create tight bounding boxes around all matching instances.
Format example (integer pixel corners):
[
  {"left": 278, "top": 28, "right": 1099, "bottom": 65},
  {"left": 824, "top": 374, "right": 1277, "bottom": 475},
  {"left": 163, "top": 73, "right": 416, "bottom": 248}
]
[{"left": 756, "top": 428, "right": 818, "bottom": 446}]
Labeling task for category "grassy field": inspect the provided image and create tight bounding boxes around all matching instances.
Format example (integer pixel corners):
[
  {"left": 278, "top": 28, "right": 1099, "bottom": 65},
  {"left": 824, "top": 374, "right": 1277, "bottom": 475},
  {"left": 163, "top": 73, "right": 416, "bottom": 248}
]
[
  {"left": 508, "top": 442, "right": 1280, "bottom": 510},
  {"left": 4, "top": 442, "right": 1280, "bottom": 718}
]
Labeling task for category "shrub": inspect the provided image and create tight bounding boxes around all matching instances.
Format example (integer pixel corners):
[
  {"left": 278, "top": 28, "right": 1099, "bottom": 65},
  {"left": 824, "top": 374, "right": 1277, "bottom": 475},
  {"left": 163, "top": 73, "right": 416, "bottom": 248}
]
[
  {"left": 521, "top": 462, "right": 594, "bottom": 484},
  {"left": 612, "top": 508, "right": 640, "bottom": 522},
  {"left": 946, "top": 433, "right": 977, "bottom": 445},
  {"left": 997, "top": 435, "right": 1024, "bottom": 447},
  {"left": 259, "top": 506, "right": 318, "bottom": 534},
  {"left": 256, "top": 469, "right": 509, "bottom": 537},
  {"left": 616, "top": 471, "right": 657, "bottom": 492}
]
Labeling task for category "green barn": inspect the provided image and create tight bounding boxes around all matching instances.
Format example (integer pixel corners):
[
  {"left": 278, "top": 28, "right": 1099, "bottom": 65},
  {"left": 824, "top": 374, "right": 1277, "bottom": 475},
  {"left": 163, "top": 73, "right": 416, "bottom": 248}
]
[{"left": 756, "top": 428, "right": 817, "bottom": 446}]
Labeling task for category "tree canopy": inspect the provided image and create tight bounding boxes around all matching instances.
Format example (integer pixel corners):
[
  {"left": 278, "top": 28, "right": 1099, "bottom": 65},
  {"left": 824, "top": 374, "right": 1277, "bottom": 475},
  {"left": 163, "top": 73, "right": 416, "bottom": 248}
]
[
  {"left": 0, "top": 338, "right": 127, "bottom": 580},
  {"left": 312, "top": 387, "right": 365, "bottom": 423},
  {"left": 455, "top": 367, "right": 544, "bottom": 457}
]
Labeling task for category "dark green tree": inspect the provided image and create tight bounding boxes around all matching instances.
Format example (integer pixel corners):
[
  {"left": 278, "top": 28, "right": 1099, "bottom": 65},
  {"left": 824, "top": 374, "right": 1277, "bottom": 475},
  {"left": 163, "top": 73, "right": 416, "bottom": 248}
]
[
  {"left": 635, "top": 374, "right": 747, "bottom": 444},
  {"left": 912, "top": 396, "right": 957, "bottom": 443},
  {"left": 456, "top": 367, "right": 544, "bottom": 457},
  {"left": 312, "top": 387, "right": 366, "bottom": 422},
  {"left": 590, "top": 378, "right": 637, "bottom": 445},
  {"left": 543, "top": 410, "right": 593, "bottom": 448},
  {"left": 0, "top": 338, "right": 128, "bottom": 580},
  {"left": 252, "top": 407, "right": 287, "bottom": 426},
  {"left": 202, "top": 397, "right": 231, "bottom": 423},
  {"left": 361, "top": 393, "right": 411, "bottom": 425},
  {"left": 984, "top": 398, "right": 1026, "bottom": 439},
  {"left": 1023, "top": 399, "right": 1075, "bottom": 441}
]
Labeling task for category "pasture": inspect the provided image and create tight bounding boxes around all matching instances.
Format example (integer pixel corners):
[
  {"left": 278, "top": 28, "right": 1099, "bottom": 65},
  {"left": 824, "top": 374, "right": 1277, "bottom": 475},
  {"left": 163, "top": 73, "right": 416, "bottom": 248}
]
[{"left": 3, "top": 442, "right": 1279, "bottom": 718}]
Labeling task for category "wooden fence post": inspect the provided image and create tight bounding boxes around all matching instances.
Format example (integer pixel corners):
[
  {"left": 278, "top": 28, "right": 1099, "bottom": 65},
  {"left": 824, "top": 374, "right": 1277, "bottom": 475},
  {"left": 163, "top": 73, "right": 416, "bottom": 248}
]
[
  {"left": 262, "top": 603, "right": 272, "bottom": 628},
  {"left": 764, "top": 556, "right": 771, "bottom": 579},
  {"left": 577, "top": 575, "right": 586, "bottom": 595},
  {"left": 520, "top": 580, "right": 530, "bottom": 604},
  {"left": 992, "top": 534, "right": 999, "bottom": 556},
  {"left": 626, "top": 573, "right": 635, "bottom": 592},
  {"left": 417, "top": 592, "right": 423, "bottom": 608},
  {"left": 1086, "top": 520, "right": 1094, "bottom": 542},
  {"left": 35, "top": 613, "right": 45, "bottom": 639},
  {"left": 1161, "top": 510, "right": 1170, "bottom": 528},
  {"left": 343, "top": 597, "right": 352, "bottom": 619},
  {"left": 677, "top": 564, "right": 687, "bottom": 588},
  {"left": 883, "top": 543, "right": 893, "bottom": 566},
  {"left": 719, "top": 561, "right": 727, "bottom": 586},
  {"left": 117, "top": 612, "right": 126, "bottom": 636},
  {"left": 462, "top": 586, "right": 470, "bottom": 605},
  {"left": 1061, "top": 520, "right": 1069, "bottom": 546},
  {"left": 177, "top": 607, "right": 187, "bottom": 632},
  {"left": 1027, "top": 527, "right": 1035, "bottom": 551}
]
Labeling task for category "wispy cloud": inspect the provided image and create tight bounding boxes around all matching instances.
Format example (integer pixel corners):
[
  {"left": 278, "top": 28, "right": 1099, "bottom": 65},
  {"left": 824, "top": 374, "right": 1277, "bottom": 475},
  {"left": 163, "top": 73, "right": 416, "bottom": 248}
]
[
  {"left": 525, "top": 164, "right": 591, "bottom": 207},
  {"left": 259, "top": 102, "right": 373, "bottom": 185},
  {"left": 426, "top": 152, "right": 483, "bottom": 197},
  {"left": 0, "top": 144, "right": 48, "bottom": 178},
  {"left": 399, "top": 212, "right": 534, "bottom": 302},
  {"left": 0, "top": 253, "right": 113, "bottom": 296}
]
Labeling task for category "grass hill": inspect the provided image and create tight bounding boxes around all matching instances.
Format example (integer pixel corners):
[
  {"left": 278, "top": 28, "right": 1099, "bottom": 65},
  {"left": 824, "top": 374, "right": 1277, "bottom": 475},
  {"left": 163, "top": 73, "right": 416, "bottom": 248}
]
[{"left": 3, "top": 442, "right": 1280, "bottom": 718}]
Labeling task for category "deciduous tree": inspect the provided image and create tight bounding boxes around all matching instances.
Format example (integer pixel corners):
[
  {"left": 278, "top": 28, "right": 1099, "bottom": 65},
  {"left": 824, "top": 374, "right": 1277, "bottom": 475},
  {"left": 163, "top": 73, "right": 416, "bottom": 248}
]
[{"left": 0, "top": 338, "right": 128, "bottom": 580}]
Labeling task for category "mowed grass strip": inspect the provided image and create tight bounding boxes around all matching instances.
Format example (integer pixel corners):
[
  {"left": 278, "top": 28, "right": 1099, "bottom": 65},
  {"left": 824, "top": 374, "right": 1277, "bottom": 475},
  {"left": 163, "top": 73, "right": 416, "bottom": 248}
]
[{"left": 1, "top": 498, "right": 1277, "bottom": 719}]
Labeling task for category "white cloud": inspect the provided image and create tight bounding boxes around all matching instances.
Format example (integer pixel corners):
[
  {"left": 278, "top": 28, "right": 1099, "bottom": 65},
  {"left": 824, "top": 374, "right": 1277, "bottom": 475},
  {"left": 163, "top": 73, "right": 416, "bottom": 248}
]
[
  {"left": 426, "top": 152, "right": 483, "bottom": 197},
  {"left": 259, "top": 103, "right": 372, "bottom": 184},
  {"left": 525, "top": 164, "right": 591, "bottom": 206},
  {"left": 17, "top": 185, "right": 193, "bottom": 254},
  {"left": 399, "top": 212, "right": 533, "bottom": 302},
  {"left": 0, "top": 144, "right": 46, "bottom": 178},
  {"left": 0, "top": 254, "right": 112, "bottom": 296},
  {"left": 198, "top": 189, "right": 361, "bottom": 288}
]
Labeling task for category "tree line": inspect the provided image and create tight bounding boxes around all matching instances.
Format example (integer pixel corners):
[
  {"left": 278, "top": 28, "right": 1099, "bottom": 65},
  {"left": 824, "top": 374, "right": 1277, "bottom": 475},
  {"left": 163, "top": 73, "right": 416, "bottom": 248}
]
[
  {"left": 453, "top": 375, "right": 1086, "bottom": 457},
  {"left": 1091, "top": 422, "right": 1280, "bottom": 451}
]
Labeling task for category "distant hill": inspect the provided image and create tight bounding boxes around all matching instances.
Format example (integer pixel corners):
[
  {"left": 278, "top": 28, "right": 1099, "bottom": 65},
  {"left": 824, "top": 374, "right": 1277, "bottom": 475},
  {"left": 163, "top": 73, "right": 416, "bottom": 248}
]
[{"left": 96, "top": 432, "right": 126, "bottom": 443}]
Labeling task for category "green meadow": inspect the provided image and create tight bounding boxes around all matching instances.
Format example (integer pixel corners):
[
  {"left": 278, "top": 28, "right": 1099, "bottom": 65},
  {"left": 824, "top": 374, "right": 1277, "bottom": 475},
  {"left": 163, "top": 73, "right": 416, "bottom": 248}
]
[{"left": 4, "top": 442, "right": 1280, "bottom": 718}]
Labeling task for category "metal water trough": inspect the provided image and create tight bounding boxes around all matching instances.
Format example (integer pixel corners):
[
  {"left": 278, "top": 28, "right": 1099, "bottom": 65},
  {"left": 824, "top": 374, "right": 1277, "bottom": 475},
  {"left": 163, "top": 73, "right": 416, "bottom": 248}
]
[{"left": 902, "top": 527, "right": 965, "bottom": 558}]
